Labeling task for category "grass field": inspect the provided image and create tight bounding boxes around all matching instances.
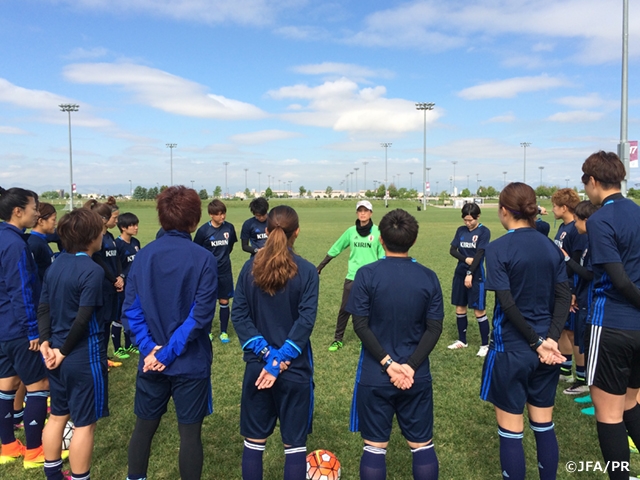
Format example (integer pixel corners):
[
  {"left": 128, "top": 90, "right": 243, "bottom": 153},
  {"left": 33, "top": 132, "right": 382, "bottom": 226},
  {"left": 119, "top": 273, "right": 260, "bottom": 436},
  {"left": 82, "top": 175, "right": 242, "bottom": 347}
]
[{"left": 5, "top": 198, "right": 638, "bottom": 479}]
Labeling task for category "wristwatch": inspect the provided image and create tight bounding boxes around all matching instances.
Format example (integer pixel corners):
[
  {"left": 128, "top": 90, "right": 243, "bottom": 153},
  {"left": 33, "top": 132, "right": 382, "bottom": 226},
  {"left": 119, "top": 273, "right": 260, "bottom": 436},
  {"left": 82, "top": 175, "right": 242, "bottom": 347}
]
[
  {"left": 530, "top": 336, "right": 544, "bottom": 351},
  {"left": 466, "top": 270, "right": 473, "bottom": 276},
  {"left": 381, "top": 358, "right": 394, "bottom": 373}
]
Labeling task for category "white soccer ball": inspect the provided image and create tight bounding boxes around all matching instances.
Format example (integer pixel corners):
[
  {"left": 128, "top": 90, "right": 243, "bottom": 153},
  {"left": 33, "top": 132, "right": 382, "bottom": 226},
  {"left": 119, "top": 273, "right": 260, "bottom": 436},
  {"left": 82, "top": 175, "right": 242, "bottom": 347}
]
[{"left": 62, "top": 421, "right": 74, "bottom": 450}]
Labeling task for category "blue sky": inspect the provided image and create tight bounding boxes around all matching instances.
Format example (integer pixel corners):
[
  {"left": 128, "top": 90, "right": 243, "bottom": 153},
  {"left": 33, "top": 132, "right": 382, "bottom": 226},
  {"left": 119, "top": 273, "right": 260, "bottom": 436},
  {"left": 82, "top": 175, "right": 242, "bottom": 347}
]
[{"left": 1, "top": 0, "right": 638, "bottom": 196}]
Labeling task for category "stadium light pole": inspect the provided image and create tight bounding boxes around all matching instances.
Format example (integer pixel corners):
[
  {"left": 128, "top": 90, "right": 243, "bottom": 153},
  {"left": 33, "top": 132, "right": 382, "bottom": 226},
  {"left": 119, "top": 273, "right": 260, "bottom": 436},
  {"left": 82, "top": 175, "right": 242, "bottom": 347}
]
[
  {"left": 566, "top": 177, "right": 570, "bottom": 188},
  {"left": 381, "top": 143, "right": 392, "bottom": 207},
  {"left": 620, "top": 0, "right": 630, "bottom": 195},
  {"left": 190, "top": 180, "right": 194, "bottom": 189},
  {"left": 416, "top": 102, "right": 435, "bottom": 211},
  {"left": 426, "top": 168, "right": 431, "bottom": 199},
  {"left": 345, "top": 174, "right": 349, "bottom": 195},
  {"left": 223, "top": 162, "right": 230, "bottom": 198},
  {"left": 363, "top": 162, "right": 368, "bottom": 191},
  {"left": 129, "top": 179, "right": 132, "bottom": 197},
  {"left": 257, "top": 172, "right": 261, "bottom": 196},
  {"left": 520, "top": 142, "right": 531, "bottom": 183},
  {"left": 539, "top": 166, "right": 544, "bottom": 187},
  {"left": 452, "top": 161, "right": 458, "bottom": 196},
  {"left": 244, "top": 168, "right": 248, "bottom": 191},
  {"left": 166, "top": 143, "right": 177, "bottom": 186},
  {"left": 503, "top": 171, "right": 507, "bottom": 187},
  {"left": 59, "top": 103, "right": 79, "bottom": 210},
  {"left": 409, "top": 172, "right": 414, "bottom": 190},
  {"left": 354, "top": 167, "right": 359, "bottom": 197},
  {"left": 476, "top": 173, "right": 480, "bottom": 194}
]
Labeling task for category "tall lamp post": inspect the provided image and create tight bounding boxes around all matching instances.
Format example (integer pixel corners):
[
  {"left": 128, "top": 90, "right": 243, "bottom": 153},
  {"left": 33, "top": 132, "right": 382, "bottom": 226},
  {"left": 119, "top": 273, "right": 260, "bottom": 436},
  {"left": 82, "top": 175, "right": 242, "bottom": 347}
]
[
  {"left": 452, "top": 161, "right": 458, "bottom": 196},
  {"left": 409, "top": 172, "right": 414, "bottom": 190},
  {"left": 129, "top": 179, "right": 132, "bottom": 197},
  {"left": 381, "top": 143, "right": 392, "bottom": 207},
  {"left": 223, "top": 162, "right": 230, "bottom": 198},
  {"left": 244, "top": 168, "right": 248, "bottom": 191},
  {"left": 257, "top": 172, "right": 262, "bottom": 196},
  {"left": 363, "top": 161, "right": 368, "bottom": 191},
  {"left": 426, "top": 167, "right": 431, "bottom": 200},
  {"left": 166, "top": 143, "right": 177, "bottom": 186},
  {"left": 416, "top": 102, "right": 435, "bottom": 210},
  {"left": 503, "top": 171, "right": 507, "bottom": 187},
  {"left": 190, "top": 180, "right": 194, "bottom": 189},
  {"left": 59, "top": 103, "right": 79, "bottom": 210},
  {"left": 565, "top": 177, "right": 570, "bottom": 188},
  {"left": 520, "top": 142, "right": 531, "bottom": 183},
  {"left": 354, "top": 167, "right": 359, "bottom": 197},
  {"left": 539, "top": 166, "right": 544, "bottom": 187}
]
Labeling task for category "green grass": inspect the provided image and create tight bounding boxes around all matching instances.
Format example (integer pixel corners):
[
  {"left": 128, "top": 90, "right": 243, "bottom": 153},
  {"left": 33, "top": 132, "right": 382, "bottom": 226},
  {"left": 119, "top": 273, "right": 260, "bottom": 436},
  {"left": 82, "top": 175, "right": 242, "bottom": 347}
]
[{"left": 6, "top": 199, "right": 637, "bottom": 479}]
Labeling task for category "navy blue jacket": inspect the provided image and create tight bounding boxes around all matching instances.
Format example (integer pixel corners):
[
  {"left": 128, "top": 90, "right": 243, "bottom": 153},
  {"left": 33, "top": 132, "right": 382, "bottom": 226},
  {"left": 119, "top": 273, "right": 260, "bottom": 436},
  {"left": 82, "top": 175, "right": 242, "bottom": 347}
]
[
  {"left": 122, "top": 230, "right": 218, "bottom": 379},
  {"left": 0, "top": 222, "right": 40, "bottom": 341}
]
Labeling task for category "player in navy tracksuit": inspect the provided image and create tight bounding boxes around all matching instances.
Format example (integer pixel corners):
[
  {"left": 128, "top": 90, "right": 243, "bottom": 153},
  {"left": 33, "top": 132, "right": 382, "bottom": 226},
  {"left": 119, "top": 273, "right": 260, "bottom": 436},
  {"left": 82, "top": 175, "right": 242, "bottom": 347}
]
[
  {"left": 122, "top": 186, "right": 217, "bottom": 480},
  {"left": 0, "top": 187, "right": 50, "bottom": 468},
  {"left": 551, "top": 188, "right": 588, "bottom": 388},
  {"left": 28, "top": 202, "right": 57, "bottom": 283},
  {"left": 581, "top": 152, "right": 640, "bottom": 480},
  {"left": 232, "top": 205, "right": 318, "bottom": 480},
  {"left": 448, "top": 203, "right": 491, "bottom": 357},
  {"left": 194, "top": 200, "right": 238, "bottom": 343},
  {"left": 480, "top": 183, "right": 570, "bottom": 480},
  {"left": 346, "top": 209, "right": 444, "bottom": 480},
  {"left": 241, "top": 197, "right": 269, "bottom": 256},
  {"left": 38, "top": 208, "right": 107, "bottom": 480}
]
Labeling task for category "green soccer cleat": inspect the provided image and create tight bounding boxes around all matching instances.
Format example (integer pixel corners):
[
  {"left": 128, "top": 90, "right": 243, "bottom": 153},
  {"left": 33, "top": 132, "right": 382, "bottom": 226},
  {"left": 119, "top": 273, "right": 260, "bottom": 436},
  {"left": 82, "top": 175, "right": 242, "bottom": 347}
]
[
  {"left": 220, "top": 332, "right": 230, "bottom": 344},
  {"left": 328, "top": 341, "right": 343, "bottom": 352},
  {"left": 113, "top": 348, "right": 130, "bottom": 359},
  {"left": 126, "top": 345, "right": 139, "bottom": 355},
  {"left": 581, "top": 406, "right": 595, "bottom": 416},
  {"left": 574, "top": 394, "right": 592, "bottom": 404}
]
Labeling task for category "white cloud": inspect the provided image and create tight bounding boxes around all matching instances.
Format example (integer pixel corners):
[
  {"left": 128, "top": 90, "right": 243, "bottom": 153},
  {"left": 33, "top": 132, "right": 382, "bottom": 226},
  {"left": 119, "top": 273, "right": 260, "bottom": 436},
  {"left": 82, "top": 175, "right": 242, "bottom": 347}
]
[
  {"left": 547, "top": 110, "right": 604, "bottom": 123},
  {"left": 458, "top": 74, "right": 570, "bottom": 100},
  {"left": 274, "top": 26, "right": 330, "bottom": 41},
  {"left": 292, "top": 62, "right": 394, "bottom": 81},
  {"left": 64, "top": 47, "right": 109, "bottom": 60},
  {"left": 532, "top": 42, "right": 555, "bottom": 53},
  {"left": 484, "top": 114, "right": 516, "bottom": 124},
  {"left": 63, "top": 63, "right": 267, "bottom": 120},
  {"left": 229, "top": 130, "right": 302, "bottom": 145},
  {"left": 555, "top": 93, "right": 616, "bottom": 110},
  {"left": 268, "top": 78, "right": 440, "bottom": 133},
  {"left": 0, "top": 126, "right": 28, "bottom": 135}
]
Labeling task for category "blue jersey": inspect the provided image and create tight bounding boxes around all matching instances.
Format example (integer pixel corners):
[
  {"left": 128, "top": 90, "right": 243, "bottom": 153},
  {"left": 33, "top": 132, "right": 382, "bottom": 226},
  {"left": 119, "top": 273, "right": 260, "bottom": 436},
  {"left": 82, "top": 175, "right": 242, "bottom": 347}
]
[
  {"left": 40, "top": 253, "right": 104, "bottom": 351},
  {"left": 0, "top": 223, "right": 40, "bottom": 341},
  {"left": 193, "top": 221, "right": 238, "bottom": 276},
  {"left": 535, "top": 218, "right": 550, "bottom": 237},
  {"left": 346, "top": 256, "right": 444, "bottom": 386},
  {"left": 28, "top": 231, "right": 55, "bottom": 284},
  {"left": 485, "top": 228, "right": 567, "bottom": 351},
  {"left": 450, "top": 224, "right": 490, "bottom": 278},
  {"left": 241, "top": 217, "right": 268, "bottom": 252},
  {"left": 122, "top": 230, "right": 218, "bottom": 379},
  {"left": 554, "top": 221, "right": 586, "bottom": 255},
  {"left": 587, "top": 194, "right": 640, "bottom": 330},
  {"left": 575, "top": 246, "right": 593, "bottom": 315},
  {"left": 93, "top": 231, "right": 119, "bottom": 288},
  {"left": 232, "top": 254, "right": 319, "bottom": 383},
  {"left": 116, "top": 236, "right": 140, "bottom": 278}
]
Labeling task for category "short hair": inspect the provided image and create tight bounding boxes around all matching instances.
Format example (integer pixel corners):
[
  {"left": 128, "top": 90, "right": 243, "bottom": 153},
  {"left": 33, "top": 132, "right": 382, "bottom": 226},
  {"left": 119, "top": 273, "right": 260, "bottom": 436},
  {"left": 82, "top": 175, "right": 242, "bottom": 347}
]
[
  {"left": 157, "top": 186, "right": 202, "bottom": 232},
  {"left": 37, "top": 202, "right": 57, "bottom": 221},
  {"left": 0, "top": 187, "right": 39, "bottom": 221},
  {"left": 551, "top": 188, "right": 581, "bottom": 212},
  {"left": 581, "top": 151, "right": 626, "bottom": 189},
  {"left": 57, "top": 208, "right": 103, "bottom": 254},
  {"left": 574, "top": 200, "right": 599, "bottom": 220},
  {"left": 499, "top": 183, "right": 538, "bottom": 228},
  {"left": 117, "top": 212, "right": 139, "bottom": 231},
  {"left": 378, "top": 209, "right": 419, "bottom": 253},
  {"left": 249, "top": 197, "right": 269, "bottom": 216},
  {"left": 208, "top": 199, "right": 227, "bottom": 216},
  {"left": 461, "top": 203, "right": 481, "bottom": 219}
]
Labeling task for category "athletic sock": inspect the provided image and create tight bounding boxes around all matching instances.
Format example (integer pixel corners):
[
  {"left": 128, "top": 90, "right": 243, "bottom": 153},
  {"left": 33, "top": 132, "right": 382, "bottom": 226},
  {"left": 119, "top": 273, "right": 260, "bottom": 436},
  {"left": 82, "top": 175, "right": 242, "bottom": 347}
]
[
  {"left": 575, "top": 365, "right": 586, "bottom": 383},
  {"left": 24, "top": 390, "right": 48, "bottom": 449},
  {"left": 530, "top": 420, "right": 558, "bottom": 480},
  {"left": 44, "top": 458, "right": 64, "bottom": 480},
  {"left": 624, "top": 403, "right": 640, "bottom": 454},
  {"left": 498, "top": 427, "right": 525, "bottom": 480},
  {"left": 71, "top": 470, "right": 90, "bottom": 480},
  {"left": 456, "top": 314, "right": 468, "bottom": 344},
  {"left": 284, "top": 446, "right": 306, "bottom": 480},
  {"left": 560, "top": 355, "right": 572, "bottom": 376},
  {"left": 242, "top": 440, "right": 265, "bottom": 480},
  {"left": 596, "top": 421, "right": 629, "bottom": 480},
  {"left": 360, "top": 445, "right": 386, "bottom": 480},
  {"left": 476, "top": 314, "right": 489, "bottom": 346},
  {"left": 411, "top": 444, "right": 438, "bottom": 480},
  {"left": 124, "top": 331, "right": 132, "bottom": 350},
  {"left": 0, "top": 390, "right": 17, "bottom": 444},
  {"left": 13, "top": 406, "right": 24, "bottom": 426},
  {"left": 219, "top": 304, "right": 230, "bottom": 334},
  {"left": 177, "top": 421, "right": 203, "bottom": 480},
  {"left": 111, "top": 324, "right": 123, "bottom": 351},
  {"left": 127, "top": 417, "right": 161, "bottom": 479}
]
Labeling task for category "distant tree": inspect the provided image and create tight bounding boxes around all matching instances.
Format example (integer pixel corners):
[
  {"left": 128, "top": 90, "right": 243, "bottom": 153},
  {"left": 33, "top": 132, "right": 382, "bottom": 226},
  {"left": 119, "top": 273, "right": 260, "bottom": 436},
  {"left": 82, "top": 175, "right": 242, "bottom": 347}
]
[
  {"left": 388, "top": 184, "right": 398, "bottom": 198},
  {"left": 159, "top": 185, "right": 169, "bottom": 192},
  {"left": 376, "top": 184, "right": 386, "bottom": 198},
  {"left": 244, "top": 188, "right": 254, "bottom": 199},
  {"left": 299, "top": 186, "right": 306, "bottom": 197},
  {"left": 264, "top": 187, "right": 273, "bottom": 199},
  {"left": 485, "top": 186, "right": 498, "bottom": 197},
  {"left": 365, "top": 189, "right": 374, "bottom": 198},
  {"left": 133, "top": 186, "right": 147, "bottom": 200},
  {"left": 147, "top": 187, "right": 159, "bottom": 200},
  {"left": 213, "top": 186, "right": 223, "bottom": 198},
  {"left": 406, "top": 188, "right": 418, "bottom": 199},
  {"left": 198, "top": 189, "right": 209, "bottom": 200},
  {"left": 325, "top": 186, "right": 333, "bottom": 197},
  {"left": 64, "top": 193, "right": 70, "bottom": 199},
  {"left": 461, "top": 188, "right": 471, "bottom": 197},
  {"left": 628, "top": 188, "right": 640, "bottom": 199},
  {"left": 41, "top": 190, "right": 61, "bottom": 200}
]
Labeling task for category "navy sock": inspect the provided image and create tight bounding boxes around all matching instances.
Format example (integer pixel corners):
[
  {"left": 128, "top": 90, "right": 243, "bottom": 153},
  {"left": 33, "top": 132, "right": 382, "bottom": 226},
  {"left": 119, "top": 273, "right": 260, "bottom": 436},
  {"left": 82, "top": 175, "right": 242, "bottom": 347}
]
[
  {"left": 111, "top": 324, "right": 123, "bottom": 351},
  {"left": 124, "top": 331, "right": 132, "bottom": 350},
  {"left": 13, "top": 406, "right": 24, "bottom": 426},
  {"left": 575, "top": 365, "right": 586, "bottom": 383},
  {"left": 24, "top": 390, "right": 48, "bottom": 449},
  {"left": 456, "top": 314, "right": 468, "bottom": 344},
  {"left": 530, "top": 421, "right": 558, "bottom": 480},
  {"left": 219, "top": 304, "right": 230, "bottom": 334},
  {"left": 284, "top": 446, "right": 306, "bottom": 480},
  {"left": 477, "top": 315, "right": 489, "bottom": 346},
  {"left": 498, "top": 427, "right": 525, "bottom": 480},
  {"left": 71, "top": 470, "right": 90, "bottom": 480},
  {"left": 560, "top": 355, "right": 572, "bottom": 376},
  {"left": 411, "top": 444, "right": 438, "bottom": 480},
  {"left": 596, "top": 421, "right": 629, "bottom": 480},
  {"left": 44, "top": 458, "right": 64, "bottom": 480},
  {"left": 624, "top": 403, "right": 640, "bottom": 452},
  {"left": 360, "top": 445, "right": 386, "bottom": 480},
  {"left": 242, "top": 440, "right": 265, "bottom": 480},
  {"left": 0, "top": 390, "right": 17, "bottom": 444}
]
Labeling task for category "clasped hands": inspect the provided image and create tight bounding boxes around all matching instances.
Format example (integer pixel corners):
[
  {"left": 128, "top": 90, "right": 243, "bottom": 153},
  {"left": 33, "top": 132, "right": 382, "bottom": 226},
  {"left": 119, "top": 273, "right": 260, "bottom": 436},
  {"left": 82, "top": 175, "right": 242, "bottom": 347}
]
[
  {"left": 387, "top": 362, "right": 415, "bottom": 390},
  {"left": 40, "top": 341, "right": 65, "bottom": 370},
  {"left": 536, "top": 338, "right": 566, "bottom": 365}
]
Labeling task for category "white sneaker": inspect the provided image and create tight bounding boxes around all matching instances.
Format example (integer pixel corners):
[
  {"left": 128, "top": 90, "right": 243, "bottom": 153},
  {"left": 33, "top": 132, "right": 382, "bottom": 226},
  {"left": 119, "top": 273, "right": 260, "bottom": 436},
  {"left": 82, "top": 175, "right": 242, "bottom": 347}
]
[
  {"left": 447, "top": 340, "right": 468, "bottom": 350},
  {"left": 476, "top": 345, "right": 489, "bottom": 357},
  {"left": 559, "top": 374, "right": 574, "bottom": 382}
]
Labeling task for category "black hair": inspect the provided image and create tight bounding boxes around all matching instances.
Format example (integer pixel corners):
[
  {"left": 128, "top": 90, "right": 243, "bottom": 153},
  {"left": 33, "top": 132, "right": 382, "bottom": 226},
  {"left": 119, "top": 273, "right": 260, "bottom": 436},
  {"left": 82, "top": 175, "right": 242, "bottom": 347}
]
[
  {"left": 378, "top": 209, "right": 419, "bottom": 253},
  {"left": 249, "top": 197, "right": 269, "bottom": 216},
  {"left": 208, "top": 199, "right": 227, "bottom": 215},
  {"left": 57, "top": 208, "right": 104, "bottom": 254},
  {"left": 581, "top": 151, "right": 626, "bottom": 189},
  {"left": 461, "top": 203, "right": 481, "bottom": 219},
  {"left": 117, "top": 212, "right": 139, "bottom": 232},
  {"left": 0, "top": 187, "right": 39, "bottom": 221},
  {"left": 499, "top": 183, "right": 538, "bottom": 228},
  {"left": 574, "top": 200, "right": 599, "bottom": 220}
]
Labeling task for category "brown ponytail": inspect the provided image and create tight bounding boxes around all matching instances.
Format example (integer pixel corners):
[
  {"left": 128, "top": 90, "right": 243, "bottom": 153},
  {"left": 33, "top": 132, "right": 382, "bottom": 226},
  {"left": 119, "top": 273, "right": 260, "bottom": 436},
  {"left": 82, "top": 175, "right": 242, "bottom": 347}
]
[{"left": 252, "top": 205, "right": 299, "bottom": 295}]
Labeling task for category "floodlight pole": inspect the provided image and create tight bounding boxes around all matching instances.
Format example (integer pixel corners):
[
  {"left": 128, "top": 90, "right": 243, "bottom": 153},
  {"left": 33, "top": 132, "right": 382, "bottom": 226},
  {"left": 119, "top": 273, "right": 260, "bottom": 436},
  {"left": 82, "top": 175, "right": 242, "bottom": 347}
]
[
  {"left": 59, "top": 103, "right": 79, "bottom": 210},
  {"left": 223, "top": 162, "right": 230, "bottom": 198},
  {"left": 416, "top": 102, "right": 435, "bottom": 210},
  {"left": 381, "top": 143, "right": 392, "bottom": 207},
  {"left": 452, "top": 161, "right": 458, "bottom": 196},
  {"left": 539, "top": 166, "right": 544, "bottom": 187},
  {"left": 166, "top": 143, "right": 177, "bottom": 185},
  {"left": 363, "top": 162, "right": 368, "bottom": 191},
  {"left": 354, "top": 167, "right": 359, "bottom": 197},
  {"left": 257, "top": 172, "right": 262, "bottom": 196},
  {"left": 619, "top": 0, "right": 630, "bottom": 196},
  {"left": 520, "top": 142, "right": 531, "bottom": 183}
]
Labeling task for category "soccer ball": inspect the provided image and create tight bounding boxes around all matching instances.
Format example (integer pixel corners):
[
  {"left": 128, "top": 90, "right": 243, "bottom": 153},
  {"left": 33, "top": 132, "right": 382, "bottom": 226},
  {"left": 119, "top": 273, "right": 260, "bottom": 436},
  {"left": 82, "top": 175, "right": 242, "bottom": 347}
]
[
  {"left": 62, "top": 421, "right": 74, "bottom": 450},
  {"left": 306, "top": 449, "right": 341, "bottom": 480}
]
